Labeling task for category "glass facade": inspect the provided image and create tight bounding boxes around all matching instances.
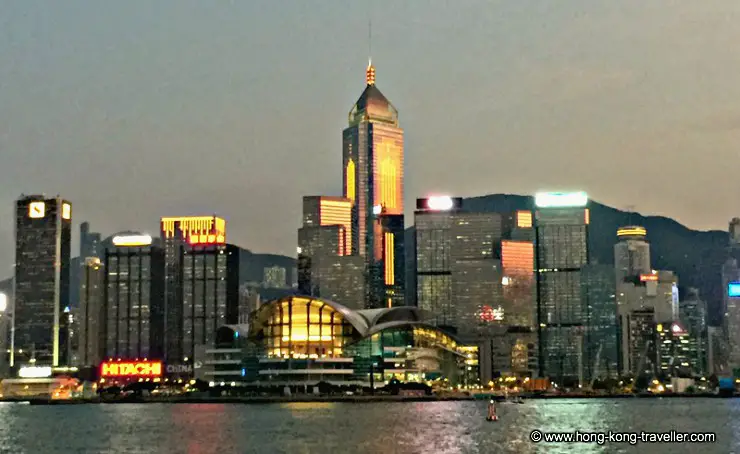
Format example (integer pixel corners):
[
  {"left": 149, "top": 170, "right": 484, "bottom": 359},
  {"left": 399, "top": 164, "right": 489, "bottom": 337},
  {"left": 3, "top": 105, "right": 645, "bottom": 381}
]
[
  {"left": 78, "top": 257, "right": 104, "bottom": 366},
  {"left": 181, "top": 245, "right": 236, "bottom": 362},
  {"left": 14, "top": 196, "right": 72, "bottom": 366},
  {"left": 535, "top": 207, "right": 589, "bottom": 382},
  {"left": 263, "top": 297, "right": 356, "bottom": 359},
  {"left": 103, "top": 245, "right": 165, "bottom": 359},
  {"left": 342, "top": 78, "right": 405, "bottom": 309},
  {"left": 236, "top": 296, "right": 470, "bottom": 385},
  {"left": 582, "top": 264, "right": 619, "bottom": 380}
]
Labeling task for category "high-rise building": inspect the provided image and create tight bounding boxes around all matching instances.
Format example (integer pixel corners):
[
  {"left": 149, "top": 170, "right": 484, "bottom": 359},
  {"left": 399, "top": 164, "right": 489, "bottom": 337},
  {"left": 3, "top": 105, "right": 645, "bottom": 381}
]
[
  {"left": 656, "top": 321, "right": 696, "bottom": 377},
  {"left": 13, "top": 195, "right": 73, "bottom": 367},
  {"left": 263, "top": 266, "right": 288, "bottom": 289},
  {"left": 414, "top": 197, "right": 536, "bottom": 380},
  {"left": 297, "top": 196, "right": 353, "bottom": 298},
  {"left": 679, "top": 288, "right": 707, "bottom": 375},
  {"left": 342, "top": 62, "right": 404, "bottom": 308},
  {"left": 179, "top": 242, "right": 240, "bottom": 364},
  {"left": 102, "top": 233, "right": 165, "bottom": 359},
  {"left": 301, "top": 196, "right": 353, "bottom": 253},
  {"left": 451, "top": 212, "right": 503, "bottom": 340},
  {"left": 618, "top": 271, "right": 679, "bottom": 375},
  {"left": 614, "top": 226, "right": 651, "bottom": 286},
  {"left": 414, "top": 198, "right": 458, "bottom": 328},
  {"left": 78, "top": 257, "right": 104, "bottom": 366},
  {"left": 582, "top": 264, "right": 619, "bottom": 380},
  {"left": 80, "top": 221, "right": 102, "bottom": 259},
  {"left": 534, "top": 191, "right": 590, "bottom": 384},
  {"left": 160, "top": 215, "right": 226, "bottom": 363}
]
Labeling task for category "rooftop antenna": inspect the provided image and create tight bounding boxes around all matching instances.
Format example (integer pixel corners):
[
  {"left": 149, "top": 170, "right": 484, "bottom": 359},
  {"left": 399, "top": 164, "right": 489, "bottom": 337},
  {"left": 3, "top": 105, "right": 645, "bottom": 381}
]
[
  {"left": 625, "top": 204, "right": 637, "bottom": 226},
  {"left": 366, "top": 19, "right": 375, "bottom": 85}
]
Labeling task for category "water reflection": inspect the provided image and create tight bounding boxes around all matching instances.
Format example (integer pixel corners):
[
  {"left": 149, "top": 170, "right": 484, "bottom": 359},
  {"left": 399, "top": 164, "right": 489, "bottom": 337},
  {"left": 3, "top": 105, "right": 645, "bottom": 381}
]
[{"left": 0, "top": 399, "right": 731, "bottom": 453}]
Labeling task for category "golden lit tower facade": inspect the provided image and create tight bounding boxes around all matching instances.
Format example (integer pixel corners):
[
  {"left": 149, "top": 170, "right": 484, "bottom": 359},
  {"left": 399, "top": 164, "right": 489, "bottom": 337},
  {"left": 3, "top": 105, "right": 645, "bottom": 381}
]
[
  {"left": 160, "top": 216, "right": 228, "bottom": 364},
  {"left": 342, "top": 62, "right": 405, "bottom": 308}
]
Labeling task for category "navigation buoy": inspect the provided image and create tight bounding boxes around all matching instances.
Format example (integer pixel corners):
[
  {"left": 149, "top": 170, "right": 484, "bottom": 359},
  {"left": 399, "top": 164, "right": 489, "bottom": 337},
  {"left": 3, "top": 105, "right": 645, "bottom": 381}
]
[{"left": 487, "top": 400, "right": 498, "bottom": 421}]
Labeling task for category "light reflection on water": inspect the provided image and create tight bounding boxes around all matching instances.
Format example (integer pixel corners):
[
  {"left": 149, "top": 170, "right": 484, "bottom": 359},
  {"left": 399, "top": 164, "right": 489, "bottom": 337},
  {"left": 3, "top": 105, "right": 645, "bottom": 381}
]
[{"left": 0, "top": 399, "right": 732, "bottom": 453}]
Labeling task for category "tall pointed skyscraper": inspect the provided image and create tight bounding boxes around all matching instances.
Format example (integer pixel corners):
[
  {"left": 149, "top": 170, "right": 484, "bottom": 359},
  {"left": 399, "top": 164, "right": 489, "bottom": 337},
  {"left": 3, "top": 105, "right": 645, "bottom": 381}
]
[{"left": 342, "top": 62, "right": 405, "bottom": 308}]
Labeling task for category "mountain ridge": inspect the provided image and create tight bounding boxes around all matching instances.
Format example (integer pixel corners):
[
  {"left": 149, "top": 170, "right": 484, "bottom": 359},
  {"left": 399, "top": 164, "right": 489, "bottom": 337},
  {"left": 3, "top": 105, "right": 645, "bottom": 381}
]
[{"left": 461, "top": 193, "right": 728, "bottom": 325}]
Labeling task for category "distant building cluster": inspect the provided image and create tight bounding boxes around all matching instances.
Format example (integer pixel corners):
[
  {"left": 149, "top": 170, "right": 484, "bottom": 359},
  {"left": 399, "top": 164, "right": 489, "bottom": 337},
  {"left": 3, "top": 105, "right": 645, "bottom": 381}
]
[{"left": 0, "top": 61, "right": 732, "bottom": 394}]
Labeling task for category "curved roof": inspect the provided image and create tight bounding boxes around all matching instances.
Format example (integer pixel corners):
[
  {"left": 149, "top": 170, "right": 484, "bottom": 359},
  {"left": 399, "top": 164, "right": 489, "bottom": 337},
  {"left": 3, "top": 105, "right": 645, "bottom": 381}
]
[
  {"left": 251, "top": 296, "right": 429, "bottom": 338},
  {"left": 250, "top": 296, "right": 371, "bottom": 337}
]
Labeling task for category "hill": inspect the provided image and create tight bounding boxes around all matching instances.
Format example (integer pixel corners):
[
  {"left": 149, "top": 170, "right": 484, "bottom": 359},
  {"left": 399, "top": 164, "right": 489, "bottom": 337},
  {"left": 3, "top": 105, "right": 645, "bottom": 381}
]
[{"left": 462, "top": 194, "right": 728, "bottom": 325}]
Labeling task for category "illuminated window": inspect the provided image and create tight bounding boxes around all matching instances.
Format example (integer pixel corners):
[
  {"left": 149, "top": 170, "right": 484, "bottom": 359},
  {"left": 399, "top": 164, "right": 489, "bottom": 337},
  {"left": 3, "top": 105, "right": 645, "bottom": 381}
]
[
  {"left": 28, "top": 201, "right": 45, "bottom": 219},
  {"left": 62, "top": 203, "right": 71, "bottom": 220},
  {"left": 384, "top": 232, "right": 395, "bottom": 285},
  {"left": 345, "top": 160, "right": 356, "bottom": 204},
  {"left": 263, "top": 297, "right": 357, "bottom": 359}
]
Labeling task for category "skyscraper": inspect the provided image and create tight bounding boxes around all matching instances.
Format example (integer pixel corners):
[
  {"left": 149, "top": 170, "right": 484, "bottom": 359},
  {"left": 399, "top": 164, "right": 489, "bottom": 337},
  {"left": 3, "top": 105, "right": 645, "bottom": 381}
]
[
  {"left": 78, "top": 257, "right": 104, "bottom": 366},
  {"left": 297, "top": 196, "right": 365, "bottom": 308},
  {"left": 582, "top": 264, "right": 619, "bottom": 380},
  {"left": 80, "top": 221, "right": 102, "bottom": 259},
  {"left": 13, "top": 195, "right": 72, "bottom": 367},
  {"left": 534, "top": 191, "right": 589, "bottom": 384},
  {"left": 102, "top": 233, "right": 165, "bottom": 360},
  {"left": 614, "top": 226, "right": 651, "bottom": 286},
  {"left": 160, "top": 215, "right": 226, "bottom": 363},
  {"left": 414, "top": 197, "right": 536, "bottom": 380},
  {"left": 342, "top": 62, "right": 404, "bottom": 309}
]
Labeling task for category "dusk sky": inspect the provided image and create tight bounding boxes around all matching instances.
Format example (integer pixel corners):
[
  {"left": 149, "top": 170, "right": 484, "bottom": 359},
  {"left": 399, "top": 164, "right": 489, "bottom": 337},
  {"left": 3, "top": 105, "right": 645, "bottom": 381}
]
[{"left": 2, "top": 1, "right": 740, "bottom": 271}]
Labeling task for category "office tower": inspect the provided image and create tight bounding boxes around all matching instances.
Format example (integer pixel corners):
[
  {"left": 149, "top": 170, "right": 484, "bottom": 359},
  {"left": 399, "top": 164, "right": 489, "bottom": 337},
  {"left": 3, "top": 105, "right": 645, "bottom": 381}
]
[
  {"left": 102, "top": 234, "right": 165, "bottom": 359},
  {"left": 679, "top": 288, "right": 707, "bottom": 374},
  {"left": 656, "top": 322, "right": 695, "bottom": 377},
  {"left": 451, "top": 212, "right": 503, "bottom": 340},
  {"left": 296, "top": 196, "right": 368, "bottom": 308},
  {"left": 618, "top": 271, "right": 679, "bottom": 375},
  {"left": 582, "top": 264, "right": 619, "bottom": 380},
  {"left": 415, "top": 197, "right": 536, "bottom": 379},
  {"left": 297, "top": 196, "right": 352, "bottom": 295},
  {"left": 13, "top": 195, "right": 72, "bottom": 367},
  {"left": 160, "top": 215, "right": 225, "bottom": 363},
  {"left": 534, "top": 191, "right": 589, "bottom": 384},
  {"left": 263, "top": 266, "right": 287, "bottom": 289},
  {"left": 708, "top": 325, "right": 727, "bottom": 375},
  {"left": 414, "top": 197, "right": 459, "bottom": 328},
  {"left": 723, "top": 218, "right": 740, "bottom": 370},
  {"left": 78, "top": 257, "right": 104, "bottom": 366},
  {"left": 180, "top": 242, "right": 240, "bottom": 364},
  {"left": 301, "top": 196, "right": 353, "bottom": 251},
  {"left": 614, "top": 226, "right": 651, "bottom": 286},
  {"left": 342, "top": 62, "right": 404, "bottom": 308},
  {"left": 80, "top": 222, "right": 102, "bottom": 259}
]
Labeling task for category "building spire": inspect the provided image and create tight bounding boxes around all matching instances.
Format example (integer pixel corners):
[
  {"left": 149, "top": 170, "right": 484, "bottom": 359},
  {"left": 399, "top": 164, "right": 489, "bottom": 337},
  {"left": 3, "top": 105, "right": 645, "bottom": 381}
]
[{"left": 366, "top": 19, "right": 375, "bottom": 85}]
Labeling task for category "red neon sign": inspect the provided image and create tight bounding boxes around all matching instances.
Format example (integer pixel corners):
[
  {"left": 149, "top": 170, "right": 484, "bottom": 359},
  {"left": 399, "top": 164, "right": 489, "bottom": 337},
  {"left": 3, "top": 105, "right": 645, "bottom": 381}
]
[
  {"left": 100, "top": 360, "right": 163, "bottom": 378},
  {"left": 188, "top": 234, "right": 226, "bottom": 245}
]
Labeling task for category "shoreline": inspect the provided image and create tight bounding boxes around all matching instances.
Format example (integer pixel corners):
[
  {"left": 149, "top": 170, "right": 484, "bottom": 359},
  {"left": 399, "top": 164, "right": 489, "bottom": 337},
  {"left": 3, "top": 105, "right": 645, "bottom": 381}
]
[{"left": 9, "top": 392, "right": 737, "bottom": 405}]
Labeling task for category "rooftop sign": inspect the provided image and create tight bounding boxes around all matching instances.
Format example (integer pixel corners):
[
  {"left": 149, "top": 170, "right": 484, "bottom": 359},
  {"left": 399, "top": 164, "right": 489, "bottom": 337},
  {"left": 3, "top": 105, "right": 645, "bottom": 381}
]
[
  {"left": 112, "top": 235, "right": 153, "bottom": 247},
  {"left": 534, "top": 192, "right": 588, "bottom": 208}
]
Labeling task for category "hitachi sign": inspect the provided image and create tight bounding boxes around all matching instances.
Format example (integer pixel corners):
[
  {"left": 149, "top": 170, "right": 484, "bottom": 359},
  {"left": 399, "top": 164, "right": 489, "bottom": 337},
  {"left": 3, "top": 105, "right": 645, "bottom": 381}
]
[{"left": 100, "top": 360, "right": 163, "bottom": 378}]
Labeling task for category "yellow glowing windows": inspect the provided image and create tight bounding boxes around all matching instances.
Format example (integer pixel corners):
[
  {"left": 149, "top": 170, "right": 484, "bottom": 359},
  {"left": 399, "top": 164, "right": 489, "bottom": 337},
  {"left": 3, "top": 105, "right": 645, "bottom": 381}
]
[
  {"left": 384, "top": 232, "right": 395, "bottom": 285},
  {"left": 345, "top": 159, "right": 356, "bottom": 203},
  {"left": 62, "top": 203, "right": 71, "bottom": 220},
  {"left": 28, "top": 201, "right": 45, "bottom": 219}
]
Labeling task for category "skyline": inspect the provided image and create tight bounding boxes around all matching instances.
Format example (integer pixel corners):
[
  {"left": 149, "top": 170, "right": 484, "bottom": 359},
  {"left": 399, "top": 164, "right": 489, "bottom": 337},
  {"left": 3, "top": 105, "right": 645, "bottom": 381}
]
[{"left": 2, "top": 1, "right": 740, "bottom": 268}]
